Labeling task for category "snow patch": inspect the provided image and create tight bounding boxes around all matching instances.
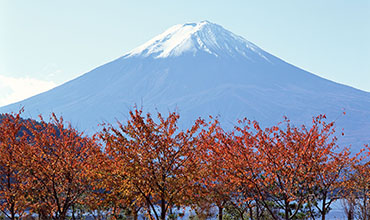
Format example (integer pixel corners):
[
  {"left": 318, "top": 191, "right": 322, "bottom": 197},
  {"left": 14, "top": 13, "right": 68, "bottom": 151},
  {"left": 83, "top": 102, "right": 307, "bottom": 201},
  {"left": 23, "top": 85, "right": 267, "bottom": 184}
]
[{"left": 126, "top": 21, "right": 270, "bottom": 62}]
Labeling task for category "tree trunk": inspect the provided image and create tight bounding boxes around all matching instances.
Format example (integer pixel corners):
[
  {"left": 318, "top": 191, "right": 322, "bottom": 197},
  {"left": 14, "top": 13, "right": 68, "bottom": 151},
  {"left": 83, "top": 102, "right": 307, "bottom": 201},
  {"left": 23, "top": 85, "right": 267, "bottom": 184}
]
[
  {"left": 218, "top": 206, "right": 223, "bottom": 220},
  {"left": 249, "top": 205, "right": 253, "bottom": 220},
  {"left": 347, "top": 208, "right": 354, "bottom": 220},
  {"left": 285, "top": 199, "right": 289, "bottom": 220},
  {"left": 256, "top": 203, "right": 260, "bottom": 220},
  {"left": 72, "top": 204, "right": 76, "bottom": 220},
  {"left": 238, "top": 207, "right": 245, "bottom": 220},
  {"left": 10, "top": 201, "right": 15, "bottom": 220},
  {"left": 285, "top": 207, "right": 289, "bottom": 220},
  {"left": 321, "top": 193, "right": 327, "bottom": 220},
  {"left": 161, "top": 199, "right": 166, "bottom": 220}
]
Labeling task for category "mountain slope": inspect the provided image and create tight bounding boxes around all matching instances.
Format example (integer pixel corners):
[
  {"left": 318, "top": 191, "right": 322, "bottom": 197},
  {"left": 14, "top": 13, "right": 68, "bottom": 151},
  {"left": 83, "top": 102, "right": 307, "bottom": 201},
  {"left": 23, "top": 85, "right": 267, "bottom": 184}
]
[{"left": 1, "top": 21, "right": 369, "bottom": 149}]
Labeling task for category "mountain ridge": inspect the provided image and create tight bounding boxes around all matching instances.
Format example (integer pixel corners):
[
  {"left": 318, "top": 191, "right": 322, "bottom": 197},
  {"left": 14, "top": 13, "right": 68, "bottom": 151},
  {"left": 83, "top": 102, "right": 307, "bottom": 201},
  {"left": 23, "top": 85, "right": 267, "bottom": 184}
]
[{"left": 1, "top": 21, "right": 369, "bottom": 150}]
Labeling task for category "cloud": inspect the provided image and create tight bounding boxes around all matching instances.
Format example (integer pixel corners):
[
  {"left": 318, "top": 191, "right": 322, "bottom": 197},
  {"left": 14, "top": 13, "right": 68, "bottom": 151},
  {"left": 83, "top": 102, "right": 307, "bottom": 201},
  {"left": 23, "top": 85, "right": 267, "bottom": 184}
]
[{"left": 0, "top": 75, "right": 57, "bottom": 107}]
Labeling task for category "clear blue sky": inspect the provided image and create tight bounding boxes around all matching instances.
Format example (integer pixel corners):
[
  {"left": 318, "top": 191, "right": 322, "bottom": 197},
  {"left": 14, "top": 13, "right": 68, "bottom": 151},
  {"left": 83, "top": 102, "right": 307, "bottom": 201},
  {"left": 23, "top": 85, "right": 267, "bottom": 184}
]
[{"left": 0, "top": 0, "right": 369, "bottom": 106}]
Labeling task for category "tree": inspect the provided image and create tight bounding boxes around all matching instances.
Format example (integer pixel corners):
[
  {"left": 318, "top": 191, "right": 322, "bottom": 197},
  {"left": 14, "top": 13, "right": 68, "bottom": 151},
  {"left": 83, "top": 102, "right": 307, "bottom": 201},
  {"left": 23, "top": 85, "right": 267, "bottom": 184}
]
[
  {"left": 100, "top": 109, "right": 201, "bottom": 220},
  {"left": 196, "top": 119, "right": 255, "bottom": 220},
  {"left": 85, "top": 150, "right": 143, "bottom": 220},
  {"left": 299, "top": 115, "right": 352, "bottom": 220},
  {"left": 228, "top": 115, "right": 349, "bottom": 220},
  {"left": 343, "top": 144, "right": 370, "bottom": 220},
  {"left": 22, "top": 113, "right": 101, "bottom": 220},
  {"left": 196, "top": 119, "right": 233, "bottom": 220},
  {"left": 0, "top": 110, "right": 29, "bottom": 220},
  {"left": 226, "top": 121, "right": 267, "bottom": 220},
  {"left": 229, "top": 119, "right": 288, "bottom": 220}
]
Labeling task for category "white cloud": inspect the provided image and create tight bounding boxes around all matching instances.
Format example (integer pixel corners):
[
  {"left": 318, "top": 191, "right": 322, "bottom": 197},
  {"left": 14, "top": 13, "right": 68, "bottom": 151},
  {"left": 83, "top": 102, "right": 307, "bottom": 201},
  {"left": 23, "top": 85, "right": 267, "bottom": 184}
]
[{"left": 0, "top": 75, "right": 57, "bottom": 107}]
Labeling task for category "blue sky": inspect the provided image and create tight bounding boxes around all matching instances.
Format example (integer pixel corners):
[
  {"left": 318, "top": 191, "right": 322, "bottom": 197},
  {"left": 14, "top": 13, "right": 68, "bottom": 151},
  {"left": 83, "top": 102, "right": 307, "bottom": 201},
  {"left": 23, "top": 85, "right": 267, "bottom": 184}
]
[{"left": 0, "top": 0, "right": 369, "bottom": 106}]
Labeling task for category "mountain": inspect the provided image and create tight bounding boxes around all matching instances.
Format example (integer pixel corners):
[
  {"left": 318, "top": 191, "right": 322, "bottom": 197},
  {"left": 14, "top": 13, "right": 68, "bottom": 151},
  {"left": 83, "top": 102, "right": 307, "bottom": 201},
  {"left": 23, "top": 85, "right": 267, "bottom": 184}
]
[{"left": 1, "top": 21, "right": 369, "bottom": 150}]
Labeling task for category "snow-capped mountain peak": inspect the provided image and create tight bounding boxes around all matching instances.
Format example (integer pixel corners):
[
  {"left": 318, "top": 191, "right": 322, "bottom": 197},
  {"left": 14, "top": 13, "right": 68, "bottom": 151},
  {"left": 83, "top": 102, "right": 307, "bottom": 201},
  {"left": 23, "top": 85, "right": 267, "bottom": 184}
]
[
  {"left": 1, "top": 21, "right": 369, "bottom": 152},
  {"left": 126, "top": 20, "right": 268, "bottom": 60}
]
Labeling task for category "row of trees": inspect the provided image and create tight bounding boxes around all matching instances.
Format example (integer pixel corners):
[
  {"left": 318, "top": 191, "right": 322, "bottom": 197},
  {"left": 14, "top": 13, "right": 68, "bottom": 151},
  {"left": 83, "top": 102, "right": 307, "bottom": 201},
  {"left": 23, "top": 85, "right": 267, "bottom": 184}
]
[{"left": 0, "top": 109, "right": 369, "bottom": 220}]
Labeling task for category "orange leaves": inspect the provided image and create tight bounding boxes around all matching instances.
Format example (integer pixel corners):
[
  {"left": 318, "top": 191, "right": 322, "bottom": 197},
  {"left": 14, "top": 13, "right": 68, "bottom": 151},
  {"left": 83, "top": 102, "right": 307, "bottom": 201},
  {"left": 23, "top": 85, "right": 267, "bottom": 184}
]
[
  {"left": 0, "top": 110, "right": 29, "bottom": 219},
  {"left": 100, "top": 109, "right": 202, "bottom": 220},
  {"left": 343, "top": 144, "right": 370, "bottom": 215},
  {"left": 0, "top": 109, "right": 366, "bottom": 220},
  {"left": 198, "top": 115, "right": 354, "bottom": 220},
  {"left": 20, "top": 113, "right": 102, "bottom": 219}
]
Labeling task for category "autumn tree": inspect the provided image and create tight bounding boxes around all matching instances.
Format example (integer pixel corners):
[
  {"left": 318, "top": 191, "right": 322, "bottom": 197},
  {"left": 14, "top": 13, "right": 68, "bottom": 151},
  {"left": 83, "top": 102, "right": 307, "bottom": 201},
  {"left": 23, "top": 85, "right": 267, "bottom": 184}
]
[
  {"left": 100, "top": 109, "right": 201, "bottom": 220},
  {"left": 227, "top": 119, "right": 283, "bottom": 220},
  {"left": 85, "top": 151, "right": 144, "bottom": 220},
  {"left": 227, "top": 115, "right": 350, "bottom": 220},
  {"left": 226, "top": 121, "right": 267, "bottom": 220},
  {"left": 298, "top": 115, "right": 352, "bottom": 220},
  {"left": 343, "top": 144, "right": 370, "bottom": 220},
  {"left": 255, "top": 121, "right": 317, "bottom": 220},
  {"left": 0, "top": 111, "right": 28, "bottom": 220},
  {"left": 22, "top": 114, "right": 102, "bottom": 220},
  {"left": 196, "top": 118, "right": 253, "bottom": 220}
]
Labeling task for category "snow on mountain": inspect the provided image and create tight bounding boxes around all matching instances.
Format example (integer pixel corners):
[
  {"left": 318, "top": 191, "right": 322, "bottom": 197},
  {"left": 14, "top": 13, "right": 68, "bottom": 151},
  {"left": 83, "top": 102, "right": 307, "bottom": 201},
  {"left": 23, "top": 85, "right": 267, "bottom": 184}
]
[
  {"left": 1, "top": 21, "right": 369, "bottom": 151},
  {"left": 126, "top": 21, "right": 268, "bottom": 61}
]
